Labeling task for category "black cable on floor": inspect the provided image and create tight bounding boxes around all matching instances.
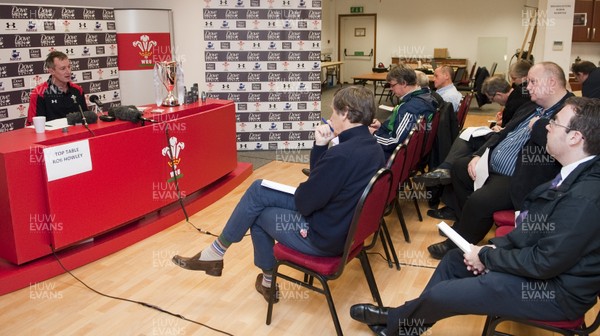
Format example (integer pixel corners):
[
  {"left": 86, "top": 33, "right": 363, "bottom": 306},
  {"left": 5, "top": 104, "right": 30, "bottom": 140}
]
[
  {"left": 50, "top": 245, "right": 234, "bottom": 336},
  {"left": 164, "top": 124, "right": 219, "bottom": 238}
]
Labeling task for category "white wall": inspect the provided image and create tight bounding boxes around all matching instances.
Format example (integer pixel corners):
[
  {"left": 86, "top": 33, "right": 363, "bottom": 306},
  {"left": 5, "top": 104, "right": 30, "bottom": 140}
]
[
  {"left": 23, "top": 0, "right": 592, "bottom": 87},
  {"left": 327, "top": 0, "right": 532, "bottom": 76},
  {"left": 23, "top": 0, "right": 205, "bottom": 91}
]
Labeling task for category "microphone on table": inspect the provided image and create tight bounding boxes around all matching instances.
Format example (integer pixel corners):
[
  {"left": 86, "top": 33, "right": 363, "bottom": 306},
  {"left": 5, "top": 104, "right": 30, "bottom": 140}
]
[
  {"left": 66, "top": 111, "right": 98, "bottom": 125},
  {"left": 89, "top": 94, "right": 103, "bottom": 108},
  {"left": 69, "top": 94, "right": 97, "bottom": 136},
  {"left": 109, "top": 105, "right": 158, "bottom": 125}
]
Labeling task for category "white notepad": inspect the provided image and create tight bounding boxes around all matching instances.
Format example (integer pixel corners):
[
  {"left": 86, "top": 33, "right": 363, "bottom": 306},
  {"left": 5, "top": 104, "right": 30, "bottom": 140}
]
[
  {"left": 260, "top": 179, "right": 297, "bottom": 195},
  {"left": 437, "top": 221, "right": 472, "bottom": 253}
]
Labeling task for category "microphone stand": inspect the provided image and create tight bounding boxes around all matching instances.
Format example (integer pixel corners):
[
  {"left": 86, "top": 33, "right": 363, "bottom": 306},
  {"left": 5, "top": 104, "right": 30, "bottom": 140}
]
[{"left": 72, "top": 95, "right": 95, "bottom": 137}]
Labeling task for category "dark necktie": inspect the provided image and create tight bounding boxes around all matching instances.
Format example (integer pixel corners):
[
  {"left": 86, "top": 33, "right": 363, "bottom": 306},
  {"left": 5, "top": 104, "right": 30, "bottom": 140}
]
[{"left": 515, "top": 173, "right": 562, "bottom": 227}]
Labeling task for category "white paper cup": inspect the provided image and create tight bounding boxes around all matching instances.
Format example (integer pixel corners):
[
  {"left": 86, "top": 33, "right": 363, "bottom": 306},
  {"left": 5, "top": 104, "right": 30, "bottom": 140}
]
[{"left": 33, "top": 116, "right": 46, "bottom": 133}]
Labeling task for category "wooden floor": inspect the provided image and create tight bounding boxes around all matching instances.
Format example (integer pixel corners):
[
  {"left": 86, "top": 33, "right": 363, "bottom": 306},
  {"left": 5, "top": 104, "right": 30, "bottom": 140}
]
[{"left": 1, "top": 112, "right": 598, "bottom": 336}]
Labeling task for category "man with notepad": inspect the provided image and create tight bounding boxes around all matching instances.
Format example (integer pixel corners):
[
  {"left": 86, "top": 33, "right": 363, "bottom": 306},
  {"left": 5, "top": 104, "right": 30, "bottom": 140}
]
[
  {"left": 427, "top": 62, "right": 573, "bottom": 260},
  {"left": 171, "top": 86, "right": 385, "bottom": 302},
  {"left": 350, "top": 97, "right": 600, "bottom": 336}
]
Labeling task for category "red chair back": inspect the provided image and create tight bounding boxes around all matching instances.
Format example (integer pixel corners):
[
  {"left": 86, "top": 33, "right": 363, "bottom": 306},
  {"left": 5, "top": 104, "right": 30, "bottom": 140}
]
[
  {"left": 422, "top": 105, "right": 442, "bottom": 158},
  {"left": 385, "top": 142, "right": 408, "bottom": 206},
  {"left": 400, "top": 129, "right": 418, "bottom": 185},
  {"left": 346, "top": 168, "right": 393, "bottom": 264},
  {"left": 409, "top": 117, "right": 427, "bottom": 173},
  {"left": 457, "top": 92, "right": 473, "bottom": 130}
]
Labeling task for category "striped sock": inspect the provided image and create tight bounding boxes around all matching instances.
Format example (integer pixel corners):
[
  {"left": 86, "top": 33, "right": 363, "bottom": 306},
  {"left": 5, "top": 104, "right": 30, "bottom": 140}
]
[
  {"left": 261, "top": 272, "right": 272, "bottom": 288},
  {"left": 199, "top": 238, "right": 228, "bottom": 261}
]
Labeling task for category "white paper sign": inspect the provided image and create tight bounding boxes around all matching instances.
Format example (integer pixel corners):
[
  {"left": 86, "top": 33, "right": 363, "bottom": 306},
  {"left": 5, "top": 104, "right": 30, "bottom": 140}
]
[{"left": 43, "top": 140, "right": 92, "bottom": 182}]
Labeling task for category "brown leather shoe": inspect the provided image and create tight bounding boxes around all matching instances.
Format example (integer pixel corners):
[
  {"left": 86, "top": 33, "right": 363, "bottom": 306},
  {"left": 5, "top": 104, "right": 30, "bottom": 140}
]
[
  {"left": 171, "top": 251, "right": 223, "bottom": 276},
  {"left": 255, "top": 274, "right": 279, "bottom": 303}
]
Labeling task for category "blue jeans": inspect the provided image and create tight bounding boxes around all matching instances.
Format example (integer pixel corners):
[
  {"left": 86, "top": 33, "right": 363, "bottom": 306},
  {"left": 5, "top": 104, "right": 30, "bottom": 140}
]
[{"left": 221, "top": 180, "right": 329, "bottom": 271}]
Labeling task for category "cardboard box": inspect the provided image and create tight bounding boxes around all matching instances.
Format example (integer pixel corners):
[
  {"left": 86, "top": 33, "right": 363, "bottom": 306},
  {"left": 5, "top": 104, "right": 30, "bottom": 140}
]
[{"left": 434, "top": 48, "right": 449, "bottom": 58}]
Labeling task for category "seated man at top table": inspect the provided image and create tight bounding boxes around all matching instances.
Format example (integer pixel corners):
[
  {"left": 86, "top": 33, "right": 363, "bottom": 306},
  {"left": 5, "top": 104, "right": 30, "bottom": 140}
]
[
  {"left": 26, "top": 51, "right": 88, "bottom": 125},
  {"left": 370, "top": 65, "right": 438, "bottom": 159}
]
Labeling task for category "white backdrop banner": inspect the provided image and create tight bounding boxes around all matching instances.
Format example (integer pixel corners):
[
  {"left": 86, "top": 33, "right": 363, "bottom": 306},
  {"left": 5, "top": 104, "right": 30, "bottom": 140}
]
[{"left": 203, "top": 0, "right": 323, "bottom": 151}]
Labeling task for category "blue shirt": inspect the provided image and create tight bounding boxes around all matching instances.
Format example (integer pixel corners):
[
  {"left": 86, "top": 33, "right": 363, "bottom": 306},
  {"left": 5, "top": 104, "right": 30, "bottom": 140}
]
[
  {"left": 489, "top": 101, "right": 564, "bottom": 176},
  {"left": 436, "top": 84, "right": 462, "bottom": 112}
]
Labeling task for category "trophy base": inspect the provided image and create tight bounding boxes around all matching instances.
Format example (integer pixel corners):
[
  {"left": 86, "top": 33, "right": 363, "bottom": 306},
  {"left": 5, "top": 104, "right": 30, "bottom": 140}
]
[{"left": 161, "top": 97, "right": 180, "bottom": 107}]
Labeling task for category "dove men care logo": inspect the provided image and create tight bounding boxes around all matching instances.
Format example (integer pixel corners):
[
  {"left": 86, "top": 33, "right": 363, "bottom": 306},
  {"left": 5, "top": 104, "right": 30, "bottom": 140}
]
[
  {"left": 61, "top": 8, "right": 76, "bottom": 20},
  {"left": 0, "top": 94, "right": 11, "bottom": 107},
  {"left": 105, "top": 33, "right": 117, "bottom": 44},
  {"left": 37, "top": 7, "right": 56, "bottom": 19},
  {"left": 102, "top": 9, "right": 115, "bottom": 20},
  {"left": 64, "top": 34, "right": 78, "bottom": 45},
  {"left": 11, "top": 6, "right": 29, "bottom": 19},
  {"left": 18, "top": 63, "right": 34, "bottom": 76},
  {"left": 41, "top": 34, "right": 57, "bottom": 46},
  {"left": 89, "top": 82, "right": 102, "bottom": 93},
  {"left": 15, "top": 35, "right": 31, "bottom": 48},
  {"left": 108, "top": 79, "right": 119, "bottom": 90},
  {"left": 106, "top": 57, "right": 118, "bottom": 68},
  {"left": 85, "top": 34, "right": 99, "bottom": 45},
  {"left": 83, "top": 9, "right": 96, "bottom": 20},
  {"left": 21, "top": 91, "right": 30, "bottom": 103},
  {"left": 87, "top": 58, "right": 100, "bottom": 69}
]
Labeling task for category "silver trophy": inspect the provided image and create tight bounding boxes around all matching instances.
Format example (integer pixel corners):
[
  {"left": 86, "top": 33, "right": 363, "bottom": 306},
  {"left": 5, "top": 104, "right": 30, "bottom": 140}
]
[{"left": 156, "top": 61, "right": 180, "bottom": 106}]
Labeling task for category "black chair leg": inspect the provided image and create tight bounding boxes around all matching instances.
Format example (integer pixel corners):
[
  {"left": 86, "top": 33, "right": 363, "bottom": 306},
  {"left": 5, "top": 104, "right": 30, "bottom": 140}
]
[
  {"left": 381, "top": 219, "right": 400, "bottom": 270},
  {"left": 266, "top": 263, "right": 281, "bottom": 325},
  {"left": 358, "top": 251, "right": 384, "bottom": 307},
  {"left": 314, "top": 275, "right": 343, "bottom": 336},
  {"left": 408, "top": 180, "right": 423, "bottom": 221},
  {"left": 394, "top": 199, "right": 411, "bottom": 243},
  {"left": 378, "top": 227, "right": 393, "bottom": 268}
]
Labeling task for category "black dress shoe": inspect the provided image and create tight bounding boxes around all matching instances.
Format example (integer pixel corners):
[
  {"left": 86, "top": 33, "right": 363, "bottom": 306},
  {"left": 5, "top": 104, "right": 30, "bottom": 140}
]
[
  {"left": 350, "top": 304, "right": 389, "bottom": 325},
  {"left": 426, "top": 206, "right": 457, "bottom": 221},
  {"left": 412, "top": 169, "right": 451, "bottom": 187},
  {"left": 172, "top": 252, "right": 224, "bottom": 276},
  {"left": 255, "top": 274, "right": 279, "bottom": 303},
  {"left": 427, "top": 239, "right": 457, "bottom": 260},
  {"left": 369, "top": 324, "right": 389, "bottom": 336},
  {"left": 301, "top": 168, "right": 311, "bottom": 176}
]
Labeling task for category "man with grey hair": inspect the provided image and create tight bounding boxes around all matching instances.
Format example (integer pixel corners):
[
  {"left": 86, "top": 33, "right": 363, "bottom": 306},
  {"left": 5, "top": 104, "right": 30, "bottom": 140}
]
[
  {"left": 371, "top": 65, "right": 437, "bottom": 159},
  {"left": 351, "top": 97, "right": 600, "bottom": 336},
  {"left": 427, "top": 62, "right": 574, "bottom": 260},
  {"left": 172, "top": 86, "right": 385, "bottom": 303}
]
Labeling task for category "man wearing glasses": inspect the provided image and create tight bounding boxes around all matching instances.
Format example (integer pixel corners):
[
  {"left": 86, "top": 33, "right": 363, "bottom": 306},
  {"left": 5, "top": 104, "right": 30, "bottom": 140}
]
[
  {"left": 370, "top": 65, "right": 437, "bottom": 159},
  {"left": 427, "top": 62, "right": 574, "bottom": 260},
  {"left": 351, "top": 96, "right": 600, "bottom": 336}
]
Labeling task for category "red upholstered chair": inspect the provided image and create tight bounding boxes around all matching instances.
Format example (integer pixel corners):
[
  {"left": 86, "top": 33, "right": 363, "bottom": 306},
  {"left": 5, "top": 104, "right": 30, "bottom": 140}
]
[
  {"left": 484, "top": 213, "right": 600, "bottom": 336},
  {"left": 265, "top": 168, "right": 393, "bottom": 335},
  {"left": 379, "top": 140, "right": 410, "bottom": 270},
  {"left": 456, "top": 92, "right": 473, "bottom": 130},
  {"left": 493, "top": 210, "right": 515, "bottom": 227},
  {"left": 481, "top": 300, "right": 600, "bottom": 336},
  {"left": 403, "top": 117, "right": 427, "bottom": 222}
]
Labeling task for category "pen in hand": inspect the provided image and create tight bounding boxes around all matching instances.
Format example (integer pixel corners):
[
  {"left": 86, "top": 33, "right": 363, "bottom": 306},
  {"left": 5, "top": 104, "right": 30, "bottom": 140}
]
[{"left": 321, "top": 117, "right": 334, "bottom": 132}]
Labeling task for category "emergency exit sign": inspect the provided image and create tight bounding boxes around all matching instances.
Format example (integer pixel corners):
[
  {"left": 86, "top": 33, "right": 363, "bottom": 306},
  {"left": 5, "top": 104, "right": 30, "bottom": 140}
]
[{"left": 350, "top": 6, "right": 364, "bottom": 13}]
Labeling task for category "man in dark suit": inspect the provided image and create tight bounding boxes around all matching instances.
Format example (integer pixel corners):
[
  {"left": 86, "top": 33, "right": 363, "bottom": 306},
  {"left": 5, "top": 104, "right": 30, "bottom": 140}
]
[
  {"left": 427, "top": 62, "right": 574, "bottom": 259},
  {"left": 350, "top": 96, "right": 600, "bottom": 336},
  {"left": 571, "top": 60, "right": 600, "bottom": 99}
]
